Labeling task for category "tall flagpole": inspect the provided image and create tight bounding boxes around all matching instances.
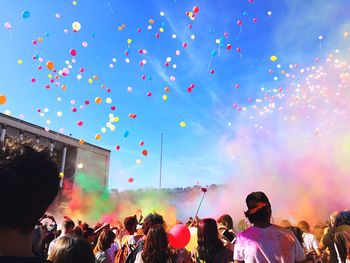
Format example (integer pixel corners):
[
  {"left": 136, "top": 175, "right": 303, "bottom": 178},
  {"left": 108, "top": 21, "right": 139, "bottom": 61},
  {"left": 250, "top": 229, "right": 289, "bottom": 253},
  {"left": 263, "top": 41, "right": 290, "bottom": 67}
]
[{"left": 159, "top": 133, "right": 163, "bottom": 189}]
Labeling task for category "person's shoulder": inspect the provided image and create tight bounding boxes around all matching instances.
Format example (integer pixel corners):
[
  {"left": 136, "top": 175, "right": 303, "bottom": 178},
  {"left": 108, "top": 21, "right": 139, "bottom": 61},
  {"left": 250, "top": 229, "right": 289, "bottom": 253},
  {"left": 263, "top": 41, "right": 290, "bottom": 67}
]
[
  {"left": 0, "top": 256, "right": 50, "bottom": 263},
  {"left": 270, "top": 225, "right": 294, "bottom": 235}
]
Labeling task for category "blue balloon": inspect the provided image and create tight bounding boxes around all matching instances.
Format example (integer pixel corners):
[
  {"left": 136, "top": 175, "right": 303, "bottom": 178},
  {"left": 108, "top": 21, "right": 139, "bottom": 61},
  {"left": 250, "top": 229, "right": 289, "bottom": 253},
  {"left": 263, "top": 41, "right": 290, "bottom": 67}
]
[
  {"left": 219, "top": 37, "right": 225, "bottom": 43},
  {"left": 147, "top": 76, "right": 152, "bottom": 80},
  {"left": 161, "top": 22, "right": 166, "bottom": 27},
  {"left": 22, "top": 10, "right": 30, "bottom": 19},
  {"left": 211, "top": 50, "right": 217, "bottom": 57},
  {"left": 123, "top": 131, "right": 129, "bottom": 138},
  {"left": 243, "top": 11, "right": 248, "bottom": 16}
]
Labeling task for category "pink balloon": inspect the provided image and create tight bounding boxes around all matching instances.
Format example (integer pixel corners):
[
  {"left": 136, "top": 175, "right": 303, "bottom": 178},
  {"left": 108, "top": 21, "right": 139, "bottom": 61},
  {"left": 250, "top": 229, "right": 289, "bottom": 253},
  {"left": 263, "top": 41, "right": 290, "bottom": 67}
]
[
  {"left": 4, "top": 22, "right": 12, "bottom": 30},
  {"left": 168, "top": 224, "right": 190, "bottom": 249}
]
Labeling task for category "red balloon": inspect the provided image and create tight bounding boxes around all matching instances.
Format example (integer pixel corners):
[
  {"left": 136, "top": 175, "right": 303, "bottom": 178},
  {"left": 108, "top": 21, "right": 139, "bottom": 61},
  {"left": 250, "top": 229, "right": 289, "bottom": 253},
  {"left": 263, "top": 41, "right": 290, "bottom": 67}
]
[
  {"left": 142, "top": 150, "right": 148, "bottom": 156},
  {"left": 116, "top": 145, "right": 121, "bottom": 150},
  {"left": 237, "top": 20, "right": 243, "bottom": 26},
  {"left": 77, "top": 120, "right": 83, "bottom": 126},
  {"left": 70, "top": 49, "right": 77, "bottom": 56},
  {"left": 128, "top": 177, "right": 134, "bottom": 183},
  {"left": 139, "top": 141, "right": 144, "bottom": 146},
  {"left": 168, "top": 224, "right": 191, "bottom": 249},
  {"left": 193, "top": 6, "right": 200, "bottom": 13}
]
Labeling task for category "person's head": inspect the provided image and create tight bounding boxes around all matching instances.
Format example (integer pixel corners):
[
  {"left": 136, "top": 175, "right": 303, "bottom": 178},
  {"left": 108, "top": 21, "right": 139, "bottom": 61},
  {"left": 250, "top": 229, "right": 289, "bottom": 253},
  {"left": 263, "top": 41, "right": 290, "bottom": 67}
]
[
  {"left": 93, "top": 229, "right": 116, "bottom": 254},
  {"left": 62, "top": 220, "right": 75, "bottom": 235},
  {"left": 217, "top": 214, "right": 234, "bottom": 230},
  {"left": 142, "top": 224, "right": 169, "bottom": 263},
  {"left": 334, "top": 225, "right": 350, "bottom": 259},
  {"left": 47, "top": 235, "right": 95, "bottom": 263},
  {"left": 142, "top": 213, "right": 164, "bottom": 235},
  {"left": 335, "top": 211, "right": 350, "bottom": 228},
  {"left": 280, "top": 219, "right": 292, "bottom": 228},
  {"left": 197, "top": 218, "right": 224, "bottom": 262},
  {"left": 287, "top": 226, "right": 303, "bottom": 246},
  {"left": 0, "top": 137, "right": 60, "bottom": 233},
  {"left": 124, "top": 216, "right": 138, "bottom": 235},
  {"left": 298, "top": 221, "right": 310, "bottom": 233},
  {"left": 83, "top": 228, "right": 95, "bottom": 244},
  {"left": 73, "top": 226, "right": 82, "bottom": 238},
  {"left": 244, "top": 191, "right": 272, "bottom": 225}
]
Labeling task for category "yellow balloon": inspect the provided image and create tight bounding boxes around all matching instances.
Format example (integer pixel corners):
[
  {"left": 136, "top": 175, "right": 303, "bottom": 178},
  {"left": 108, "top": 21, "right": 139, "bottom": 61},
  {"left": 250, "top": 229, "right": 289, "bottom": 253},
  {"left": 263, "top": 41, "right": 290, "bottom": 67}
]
[
  {"left": 95, "top": 134, "right": 101, "bottom": 140},
  {"left": 17, "top": 59, "right": 23, "bottom": 65},
  {"left": 180, "top": 121, "right": 186, "bottom": 127},
  {"left": 159, "top": 28, "right": 164, "bottom": 33},
  {"left": 185, "top": 227, "right": 198, "bottom": 252},
  {"left": 72, "top": 0, "right": 77, "bottom": 5},
  {"left": 114, "top": 117, "right": 120, "bottom": 122},
  {"left": 270, "top": 55, "right": 278, "bottom": 62},
  {"left": 162, "top": 95, "right": 168, "bottom": 101},
  {"left": 127, "top": 39, "right": 132, "bottom": 44},
  {"left": 88, "top": 79, "right": 93, "bottom": 84}
]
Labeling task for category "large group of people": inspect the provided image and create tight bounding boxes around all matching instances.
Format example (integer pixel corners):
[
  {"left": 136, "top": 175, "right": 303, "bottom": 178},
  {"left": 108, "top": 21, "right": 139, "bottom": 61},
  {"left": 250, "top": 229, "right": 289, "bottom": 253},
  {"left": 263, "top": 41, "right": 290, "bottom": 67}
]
[{"left": 0, "top": 137, "right": 349, "bottom": 263}]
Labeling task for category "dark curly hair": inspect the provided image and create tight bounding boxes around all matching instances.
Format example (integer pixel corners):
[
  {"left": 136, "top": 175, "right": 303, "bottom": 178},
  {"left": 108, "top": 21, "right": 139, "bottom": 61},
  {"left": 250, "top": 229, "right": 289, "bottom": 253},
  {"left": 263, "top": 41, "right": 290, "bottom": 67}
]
[{"left": 0, "top": 137, "right": 60, "bottom": 232}]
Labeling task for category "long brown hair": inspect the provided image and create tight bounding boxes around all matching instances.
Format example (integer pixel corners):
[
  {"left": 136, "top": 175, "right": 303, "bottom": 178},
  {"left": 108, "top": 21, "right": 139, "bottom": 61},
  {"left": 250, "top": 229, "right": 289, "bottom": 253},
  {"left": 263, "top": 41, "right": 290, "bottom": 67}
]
[
  {"left": 48, "top": 235, "right": 95, "bottom": 263},
  {"left": 93, "top": 229, "right": 116, "bottom": 254},
  {"left": 142, "top": 224, "right": 170, "bottom": 263}
]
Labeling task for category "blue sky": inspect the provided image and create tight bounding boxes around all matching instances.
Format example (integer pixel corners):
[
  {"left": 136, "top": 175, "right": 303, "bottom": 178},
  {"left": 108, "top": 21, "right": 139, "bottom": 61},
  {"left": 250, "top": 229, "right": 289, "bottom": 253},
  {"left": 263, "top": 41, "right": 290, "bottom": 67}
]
[{"left": 0, "top": 0, "right": 349, "bottom": 190}]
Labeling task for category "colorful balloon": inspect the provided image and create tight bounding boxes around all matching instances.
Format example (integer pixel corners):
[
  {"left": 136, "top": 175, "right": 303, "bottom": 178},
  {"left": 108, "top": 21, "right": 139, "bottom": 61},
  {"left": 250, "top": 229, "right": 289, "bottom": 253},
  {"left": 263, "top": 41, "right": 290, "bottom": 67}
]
[
  {"left": 72, "top": 21, "right": 81, "bottom": 31},
  {"left": 0, "top": 95, "right": 7, "bottom": 105},
  {"left": 168, "top": 224, "right": 191, "bottom": 249},
  {"left": 185, "top": 227, "right": 198, "bottom": 252},
  {"left": 142, "top": 150, "right": 148, "bottom": 156},
  {"left": 180, "top": 121, "right": 186, "bottom": 127},
  {"left": 193, "top": 6, "right": 200, "bottom": 13},
  {"left": 123, "top": 131, "right": 129, "bottom": 138},
  {"left": 46, "top": 61, "right": 54, "bottom": 70},
  {"left": 22, "top": 10, "right": 30, "bottom": 19},
  {"left": 70, "top": 49, "right": 77, "bottom": 56},
  {"left": 4, "top": 22, "right": 11, "bottom": 30}
]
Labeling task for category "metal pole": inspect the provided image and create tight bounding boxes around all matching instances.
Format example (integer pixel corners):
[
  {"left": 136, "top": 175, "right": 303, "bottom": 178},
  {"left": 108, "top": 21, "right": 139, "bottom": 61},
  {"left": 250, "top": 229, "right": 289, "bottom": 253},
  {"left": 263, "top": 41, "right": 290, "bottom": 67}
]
[
  {"left": 159, "top": 133, "right": 163, "bottom": 189},
  {"left": 60, "top": 146, "right": 67, "bottom": 188},
  {"left": 0, "top": 126, "right": 6, "bottom": 142}
]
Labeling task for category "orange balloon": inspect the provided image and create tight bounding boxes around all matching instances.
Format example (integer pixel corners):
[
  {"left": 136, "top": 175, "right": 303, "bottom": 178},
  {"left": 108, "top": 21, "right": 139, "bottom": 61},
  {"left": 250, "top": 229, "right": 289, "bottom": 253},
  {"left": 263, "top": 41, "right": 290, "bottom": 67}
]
[
  {"left": 46, "top": 61, "right": 54, "bottom": 70},
  {"left": 93, "top": 75, "right": 98, "bottom": 81},
  {"left": 0, "top": 95, "right": 7, "bottom": 105},
  {"left": 95, "top": 97, "right": 102, "bottom": 104},
  {"left": 79, "top": 139, "right": 84, "bottom": 145},
  {"left": 142, "top": 149, "right": 148, "bottom": 156},
  {"left": 61, "top": 84, "right": 67, "bottom": 91}
]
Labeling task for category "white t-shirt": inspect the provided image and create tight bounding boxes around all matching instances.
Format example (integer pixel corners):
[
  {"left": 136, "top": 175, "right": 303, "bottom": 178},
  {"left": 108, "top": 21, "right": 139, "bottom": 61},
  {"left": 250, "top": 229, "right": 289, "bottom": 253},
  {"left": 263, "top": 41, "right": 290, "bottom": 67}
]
[
  {"left": 302, "top": 233, "right": 319, "bottom": 253},
  {"left": 233, "top": 225, "right": 306, "bottom": 263}
]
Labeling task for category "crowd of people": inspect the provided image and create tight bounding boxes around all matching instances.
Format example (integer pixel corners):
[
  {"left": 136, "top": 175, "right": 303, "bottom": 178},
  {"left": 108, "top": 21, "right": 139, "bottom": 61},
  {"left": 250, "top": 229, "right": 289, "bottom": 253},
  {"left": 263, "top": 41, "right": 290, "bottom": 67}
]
[{"left": 0, "top": 137, "right": 349, "bottom": 263}]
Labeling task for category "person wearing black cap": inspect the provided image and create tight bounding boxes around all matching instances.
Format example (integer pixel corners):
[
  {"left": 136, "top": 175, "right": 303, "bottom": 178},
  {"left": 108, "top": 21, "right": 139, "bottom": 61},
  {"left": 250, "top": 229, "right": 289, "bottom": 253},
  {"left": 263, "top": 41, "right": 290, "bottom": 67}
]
[{"left": 233, "top": 192, "right": 306, "bottom": 263}]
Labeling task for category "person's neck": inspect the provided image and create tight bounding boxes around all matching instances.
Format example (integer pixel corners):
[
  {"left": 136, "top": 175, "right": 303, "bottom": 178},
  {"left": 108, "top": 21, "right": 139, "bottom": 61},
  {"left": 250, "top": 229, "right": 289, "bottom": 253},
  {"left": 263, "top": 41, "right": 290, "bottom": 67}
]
[
  {"left": 0, "top": 227, "right": 34, "bottom": 257},
  {"left": 253, "top": 221, "right": 272, "bottom": 228}
]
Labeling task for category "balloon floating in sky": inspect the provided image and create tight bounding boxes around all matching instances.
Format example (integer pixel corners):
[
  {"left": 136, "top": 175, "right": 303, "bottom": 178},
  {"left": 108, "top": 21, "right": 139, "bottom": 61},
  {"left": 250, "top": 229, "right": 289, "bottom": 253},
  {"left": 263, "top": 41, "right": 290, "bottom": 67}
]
[
  {"left": 142, "top": 150, "right": 148, "bottom": 156},
  {"left": 4, "top": 22, "right": 11, "bottom": 30},
  {"left": 128, "top": 177, "right": 134, "bottom": 183},
  {"left": 70, "top": 49, "right": 77, "bottom": 56},
  {"left": 0, "top": 95, "right": 7, "bottom": 105},
  {"left": 72, "top": 21, "right": 81, "bottom": 31},
  {"left": 193, "top": 6, "right": 200, "bottom": 13},
  {"left": 22, "top": 10, "right": 30, "bottom": 19},
  {"left": 17, "top": 59, "right": 23, "bottom": 65},
  {"left": 179, "top": 121, "right": 186, "bottom": 127},
  {"left": 270, "top": 55, "right": 278, "bottom": 62},
  {"left": 46, "top": 61, "right": 54, "bottom": 70},
  {"left": 123, "top": 131, "right": 129, "bottom": 138}
]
